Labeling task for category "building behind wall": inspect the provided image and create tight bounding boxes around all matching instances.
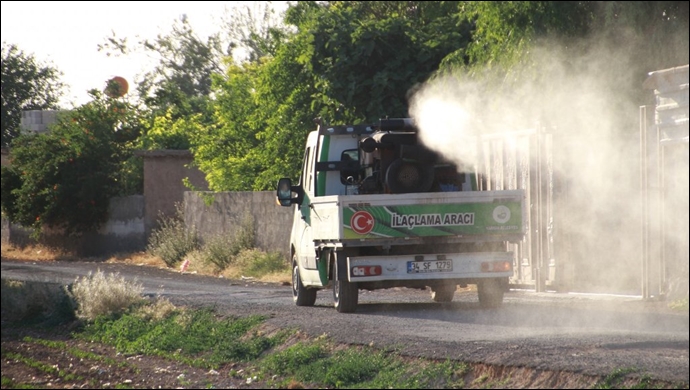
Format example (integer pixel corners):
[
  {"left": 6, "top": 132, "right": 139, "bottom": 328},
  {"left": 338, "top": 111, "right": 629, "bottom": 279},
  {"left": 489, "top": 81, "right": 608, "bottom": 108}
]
[{"left": 135, "top": 150, "right": 209, "bottom": 238}]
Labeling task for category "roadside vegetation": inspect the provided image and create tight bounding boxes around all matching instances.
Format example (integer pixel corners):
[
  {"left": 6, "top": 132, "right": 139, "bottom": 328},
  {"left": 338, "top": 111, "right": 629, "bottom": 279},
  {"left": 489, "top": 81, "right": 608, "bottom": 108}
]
[
  {"left": 1, "top": 200, "right": 291, "bottom": 286},
  {"left": 145, "top": 204, "right": 290, "bottom": 283},
  {"left": 0, "top": 272, "right": 473, "bottom": 389},
  {"left": 2, "top": 267, "right": 685, "bottom": 389}
]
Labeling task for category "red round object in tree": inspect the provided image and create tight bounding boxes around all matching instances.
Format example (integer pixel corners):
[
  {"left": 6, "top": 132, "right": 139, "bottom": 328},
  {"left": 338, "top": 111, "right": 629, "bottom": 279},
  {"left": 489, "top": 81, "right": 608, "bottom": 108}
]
[{"left": 104, "top": 76, "right": 129, "bottom": 97}]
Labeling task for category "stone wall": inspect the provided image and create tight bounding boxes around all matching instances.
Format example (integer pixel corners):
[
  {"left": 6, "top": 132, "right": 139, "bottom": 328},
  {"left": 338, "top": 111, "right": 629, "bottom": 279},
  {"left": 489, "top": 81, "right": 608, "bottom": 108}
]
[
  {"left": 184, "top": 191, "right": 294, "bottom": 259},
  {"left": 3, "top": 195, "right": 145, "bottom": 256}
]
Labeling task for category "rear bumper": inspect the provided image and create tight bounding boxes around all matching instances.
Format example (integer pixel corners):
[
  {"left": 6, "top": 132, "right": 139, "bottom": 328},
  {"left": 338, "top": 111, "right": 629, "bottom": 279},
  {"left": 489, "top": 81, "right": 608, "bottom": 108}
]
[{"left": 347, "top": 251, "right": 513, "bottom": 282}]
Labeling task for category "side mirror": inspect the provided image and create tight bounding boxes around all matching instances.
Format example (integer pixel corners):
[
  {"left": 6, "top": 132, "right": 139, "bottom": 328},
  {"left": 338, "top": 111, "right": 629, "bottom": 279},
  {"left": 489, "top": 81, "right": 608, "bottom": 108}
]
[{"left": 276, "top": 178, "right": 301, "bottom": 207}]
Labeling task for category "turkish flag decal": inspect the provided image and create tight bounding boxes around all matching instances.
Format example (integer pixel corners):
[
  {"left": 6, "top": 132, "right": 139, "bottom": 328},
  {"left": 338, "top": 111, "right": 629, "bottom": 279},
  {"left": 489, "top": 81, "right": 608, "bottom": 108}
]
[{"left": 350, "top": 211, "right": 375, "bottom": 235}]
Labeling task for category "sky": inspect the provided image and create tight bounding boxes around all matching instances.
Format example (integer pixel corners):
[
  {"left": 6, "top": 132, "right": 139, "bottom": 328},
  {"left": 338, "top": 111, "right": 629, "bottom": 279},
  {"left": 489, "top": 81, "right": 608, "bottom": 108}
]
[{"left": 1, "top": 1, "right": 288, "bottom": 107}]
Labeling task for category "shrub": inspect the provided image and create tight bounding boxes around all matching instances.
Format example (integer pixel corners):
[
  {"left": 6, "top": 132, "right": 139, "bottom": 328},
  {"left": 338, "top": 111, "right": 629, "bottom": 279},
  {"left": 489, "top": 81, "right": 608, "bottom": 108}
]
[
  {"left": 200, "top": 214, "right": 255, "bottom": 272},
  {"left": 68, "top": 269, "right": 144, "bottom": 321},
  {"left": 1, "top": 279, "right": 76, "bottom": 324},
  {"left": 134, "top": 296, "right": 179, "bottom": 321},
  {"left": 233, "top": 215, "right": 255, "bottom": 252},
  {"left": 0, "top": 92, "right": 144, "bottom": 237},
  {"left": 147, "top": 204, "right": 199, "bottom": 268},
  {"left": 201, "top": 233, "right": 237, "bottom": 272}
]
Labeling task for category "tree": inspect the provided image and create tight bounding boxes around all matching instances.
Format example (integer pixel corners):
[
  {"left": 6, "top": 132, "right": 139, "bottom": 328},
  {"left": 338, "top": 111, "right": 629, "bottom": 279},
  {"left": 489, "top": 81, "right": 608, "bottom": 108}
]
[
  {"left": 439, "top": 1, "right": 688, "bottom": 94},
  {"left": 1, "top": 43, "right": 65, "bottom": 147},
  {"left": 297, "top": 1, "right": 472, "bottom": 123},
  {"left": 192, "top": 1, "right": 475, "bottom": 191},
  {"left": 0, "top": 91, "right": 144, "bottom": 237},
  {"left": 220, "top": 1, "right": 288, "bottom": 63},
  {"left": 99, "top": 15, "right": 225, "bottom": 122}
]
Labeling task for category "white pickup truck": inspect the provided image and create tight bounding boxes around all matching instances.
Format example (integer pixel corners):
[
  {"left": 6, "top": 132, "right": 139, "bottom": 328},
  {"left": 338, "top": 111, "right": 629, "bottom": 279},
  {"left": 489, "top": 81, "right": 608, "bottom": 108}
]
[{"left": 277, "top": 118, "right": 525, "bottom": 312}]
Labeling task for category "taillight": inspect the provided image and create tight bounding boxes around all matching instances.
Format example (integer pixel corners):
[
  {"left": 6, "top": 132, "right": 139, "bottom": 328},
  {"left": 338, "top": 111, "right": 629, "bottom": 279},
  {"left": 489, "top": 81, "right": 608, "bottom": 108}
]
[
  {"left": 351, "top": 266, "right": 382, "bottom": 277},
  {"left": 481, "top": 261, "right": 511, "bottom": 272}
]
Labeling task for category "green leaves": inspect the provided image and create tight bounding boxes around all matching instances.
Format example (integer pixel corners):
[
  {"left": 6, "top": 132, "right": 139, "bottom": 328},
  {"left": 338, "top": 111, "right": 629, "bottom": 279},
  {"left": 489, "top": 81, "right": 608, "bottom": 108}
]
[
  {"left": 1, "top": 43, "right": 65, "bottom": 147},
  {"left": 0, "top": 92, "right": 144, "bottom": 237}
]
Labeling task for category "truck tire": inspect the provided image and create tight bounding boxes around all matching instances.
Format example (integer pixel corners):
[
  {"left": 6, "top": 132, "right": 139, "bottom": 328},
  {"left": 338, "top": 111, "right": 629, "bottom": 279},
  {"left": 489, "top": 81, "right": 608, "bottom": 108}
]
[
  {"left": 430, "top": 285, "right": 456, "bottom": 302},
  {"left": 333, "top": 255, "right": 358, "bottom": 313},
  {"left": 293, "top": 255, "right": 316, "bottom": 306},
  {"left": 477, "top": 278, "right": 506, "bottom": 308}
]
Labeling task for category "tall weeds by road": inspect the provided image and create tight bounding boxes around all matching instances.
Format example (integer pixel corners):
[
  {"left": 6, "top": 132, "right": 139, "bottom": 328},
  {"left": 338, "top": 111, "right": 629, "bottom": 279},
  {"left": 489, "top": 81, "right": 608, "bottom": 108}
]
[{"left": 146, "top": 203, "right": 199, "bottom": 267}]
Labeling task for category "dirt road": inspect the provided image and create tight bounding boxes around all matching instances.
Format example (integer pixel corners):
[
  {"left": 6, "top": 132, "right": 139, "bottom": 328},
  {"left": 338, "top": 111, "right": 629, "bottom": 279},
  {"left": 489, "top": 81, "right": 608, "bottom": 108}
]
[{"left": 2, "top": 258, "right": 688, "bottom": 386}]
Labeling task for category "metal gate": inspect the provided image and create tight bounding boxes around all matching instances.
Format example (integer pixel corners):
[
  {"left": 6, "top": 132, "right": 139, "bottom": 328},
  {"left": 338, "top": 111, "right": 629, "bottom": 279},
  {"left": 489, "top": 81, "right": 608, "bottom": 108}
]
[
  {"left": 477, "top": 129, "right": 554, "bottom": 292},
  {"left": 640, "top": 65, "right": 689, "bottom": 301}
]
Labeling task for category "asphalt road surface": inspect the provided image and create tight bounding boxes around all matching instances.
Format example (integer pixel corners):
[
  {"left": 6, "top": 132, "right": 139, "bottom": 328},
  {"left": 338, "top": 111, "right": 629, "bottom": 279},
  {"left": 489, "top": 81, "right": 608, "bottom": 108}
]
[{"left": 2, "top": 259, "right": 688, "bottom": 385}]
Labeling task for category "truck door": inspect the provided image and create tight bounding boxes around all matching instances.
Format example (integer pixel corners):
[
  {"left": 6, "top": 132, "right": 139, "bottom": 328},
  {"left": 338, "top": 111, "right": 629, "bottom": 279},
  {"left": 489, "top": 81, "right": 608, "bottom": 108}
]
[{"left": 298, "top": 145, "right": 317, "bottom": 270}]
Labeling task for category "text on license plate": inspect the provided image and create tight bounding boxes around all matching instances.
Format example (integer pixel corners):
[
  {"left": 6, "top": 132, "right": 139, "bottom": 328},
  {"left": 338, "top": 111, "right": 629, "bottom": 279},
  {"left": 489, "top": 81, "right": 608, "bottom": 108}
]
[{"left": 407, "top": 260, "right": 453, "bottom": 273}]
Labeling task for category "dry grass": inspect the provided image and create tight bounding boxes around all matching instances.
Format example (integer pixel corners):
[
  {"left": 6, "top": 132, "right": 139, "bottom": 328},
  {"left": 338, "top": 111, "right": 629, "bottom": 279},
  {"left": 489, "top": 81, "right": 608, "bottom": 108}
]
[
  {"left": 133, "top": 296, "right": 179, "bottom": 321},
  {"left": 103, "top": 251, "right": 167, "bottom": 268},
  {"left": 69, "top": 269, "right": 145, "bottom": 321},
  {"left": 2, "top": 242, "right": 290, "bottom": 284},
  {"left": 1, "top": 243, "right": 76, "bottom": 262},
  {"left": 1, "top": 242, "right": 167, "bottom": 267}
]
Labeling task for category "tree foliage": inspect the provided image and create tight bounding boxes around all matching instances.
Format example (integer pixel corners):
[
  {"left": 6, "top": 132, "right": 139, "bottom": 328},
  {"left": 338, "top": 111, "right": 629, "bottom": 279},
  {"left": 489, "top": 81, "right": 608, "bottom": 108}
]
[
  {"left": 0, "top": 91, "right": 143, "bottom": 236},
  {"left": 194, "top": 1, "right": 475, "bottom": 191},
  {"left": 1, "top": 43, "right": 65, "bottom": 146},
  {"left": 99, "top": 16, "right": 224, "bottom": 124},
  {"left": 221, "top": 1, "right": 288, "bottom": 63},
  {"left": 5, "top": 0, "right": 686, "bottom": 240},
  {"left": 440, "top": 1, "right": 688, "bottom": 89}
]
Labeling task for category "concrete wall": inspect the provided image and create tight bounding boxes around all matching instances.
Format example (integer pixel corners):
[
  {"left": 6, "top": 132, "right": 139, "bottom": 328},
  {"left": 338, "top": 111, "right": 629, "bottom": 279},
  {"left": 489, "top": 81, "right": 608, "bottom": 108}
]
[
  {"left": 136, "top": 150, "right": 208, "bottom": 238},
  {"left": 4, "top": 195, "right": 145, "bottom": 256},
  {"left": 184, "top": 191, "right": 294, "bottom": 258}
]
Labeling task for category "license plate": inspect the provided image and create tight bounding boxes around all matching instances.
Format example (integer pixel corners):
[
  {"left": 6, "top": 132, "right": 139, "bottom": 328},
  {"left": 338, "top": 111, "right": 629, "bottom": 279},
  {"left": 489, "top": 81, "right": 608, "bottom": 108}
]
[{"left": 407, "top": 260, "right": 453, "bottom": 273}]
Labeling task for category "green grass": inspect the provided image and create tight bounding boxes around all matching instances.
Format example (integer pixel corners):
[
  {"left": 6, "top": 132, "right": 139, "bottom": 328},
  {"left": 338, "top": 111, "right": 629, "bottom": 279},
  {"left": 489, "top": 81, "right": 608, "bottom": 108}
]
[
  {"left": 594, "top": 367, "right": 659, "bottom": 389},
  {"left": 76, "top": 307, "right": 282, "bottom": 369},
  {"left": 4, "top": 276, "right": 686, "bottom": 389},
  {"left": 258, "top": 340, "right": 468, "bottom": 389},
  {"left": 668, "top": 298, "right": 689, "bottom": 312},
  {"left": 1, "top": 376, "right": 37, "bottom": 389}
]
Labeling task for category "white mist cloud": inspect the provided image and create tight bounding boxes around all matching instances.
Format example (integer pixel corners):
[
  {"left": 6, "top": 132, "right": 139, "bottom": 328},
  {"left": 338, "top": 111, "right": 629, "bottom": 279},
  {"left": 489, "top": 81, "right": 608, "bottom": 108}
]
[{"left": 408, "top": 33, "right": 688, "bottom": 296}]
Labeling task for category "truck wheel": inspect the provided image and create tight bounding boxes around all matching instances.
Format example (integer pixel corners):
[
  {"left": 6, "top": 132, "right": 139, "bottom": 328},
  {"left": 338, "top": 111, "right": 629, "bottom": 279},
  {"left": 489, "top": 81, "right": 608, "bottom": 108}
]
[
  {"left": 293, "top": 255, "right": 316, "bottom": 306},
  {"left": 430, "top": 285, "right": 456, "bottom": 302},
  {"left": 477, "top": 278, "right": 506, "bottom": 308},
  {"left": 333, "top": 256, "right": 358, "bottom": 313}
]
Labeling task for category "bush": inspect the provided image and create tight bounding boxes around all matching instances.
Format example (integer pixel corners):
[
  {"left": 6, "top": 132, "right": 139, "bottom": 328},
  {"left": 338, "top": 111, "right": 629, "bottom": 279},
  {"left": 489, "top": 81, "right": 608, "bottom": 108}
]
[
  {"left": 0, "top": 92, "right": 144, "bottom": 237},
  {"left": 68, "top": 270, "right": 144, "bottom": 321},
  {"left": 1, "top": 279, "right": 76, "bottom": 324},
  {"left": 201, "top": 234, "right": 237, "bottom": 272},
  {"left": 147, "top": 204, "right": 199, "bottom": 268},
  {"left": 200, "top": 215, "right": 255, "bottom": 272}
]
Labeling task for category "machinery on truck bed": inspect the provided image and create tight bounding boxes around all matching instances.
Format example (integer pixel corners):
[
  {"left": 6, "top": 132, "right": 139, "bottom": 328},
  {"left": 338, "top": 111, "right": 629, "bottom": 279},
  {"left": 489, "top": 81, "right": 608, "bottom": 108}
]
[{"left": 276, "top": 118, "right": 526, "bottom": 312}]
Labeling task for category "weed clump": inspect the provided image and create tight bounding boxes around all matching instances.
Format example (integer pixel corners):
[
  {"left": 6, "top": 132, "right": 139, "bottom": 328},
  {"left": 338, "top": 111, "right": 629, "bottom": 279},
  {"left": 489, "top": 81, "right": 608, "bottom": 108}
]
[
  {"left": 147, "top": 203, "right": 199, "bottom": 268},
  {"left": 1, "top": 279, "right": 76, "bottom": 324},
  {"left": 69, "top": 269, "right": 144, "bottom": 321},
  {"left": 235, "top": 249, "right": 289, "bottom": 278},
  {"left": 200, "top": 215, "right": 256, "bottom": 272}
]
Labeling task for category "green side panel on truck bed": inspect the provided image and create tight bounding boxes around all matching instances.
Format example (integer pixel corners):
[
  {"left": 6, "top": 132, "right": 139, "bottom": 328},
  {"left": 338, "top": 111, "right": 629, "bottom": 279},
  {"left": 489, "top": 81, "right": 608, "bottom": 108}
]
[{"left": 343, "top": 199, "right": 522, "bottom": 239}]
